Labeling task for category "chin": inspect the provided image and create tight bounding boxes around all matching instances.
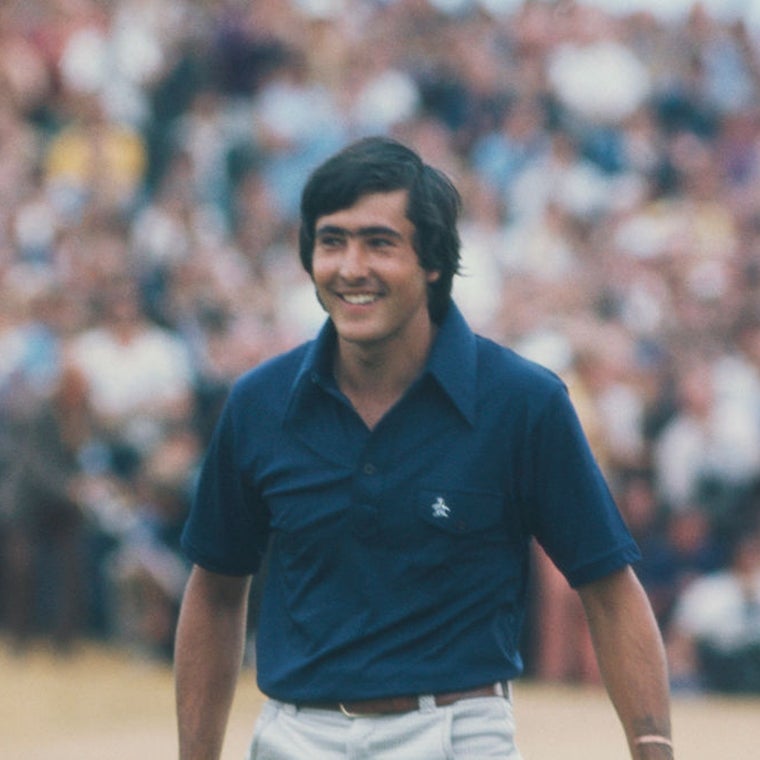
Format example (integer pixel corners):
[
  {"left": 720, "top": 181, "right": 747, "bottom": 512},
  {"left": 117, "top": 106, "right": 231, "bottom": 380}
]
[
  {"left": 338, "top": 328, "right": 385, "bottom": 346},
  {"left": 332, "top": 318, "right": 386, "bottom": 345}
]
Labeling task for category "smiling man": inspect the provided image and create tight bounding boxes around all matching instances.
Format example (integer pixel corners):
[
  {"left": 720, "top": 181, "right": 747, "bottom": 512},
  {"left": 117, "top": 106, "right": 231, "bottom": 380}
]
[
  {"left": 175, "top": 137, "right": 673, "bottom": 760},
  {"left": 310, "top": 188, "right": 440, "bottom": 428}
]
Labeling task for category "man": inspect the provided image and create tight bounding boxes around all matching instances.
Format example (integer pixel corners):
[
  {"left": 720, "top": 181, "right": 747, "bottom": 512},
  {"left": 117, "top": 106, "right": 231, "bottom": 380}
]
[{"left": 175, "top": 137, "right": 673, "bottom": 759}]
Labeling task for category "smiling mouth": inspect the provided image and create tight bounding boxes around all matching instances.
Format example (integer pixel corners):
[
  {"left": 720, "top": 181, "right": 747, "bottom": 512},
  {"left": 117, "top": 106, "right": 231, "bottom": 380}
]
[{"left": 340, "top": 293, "right": 380, "bottom": 305}]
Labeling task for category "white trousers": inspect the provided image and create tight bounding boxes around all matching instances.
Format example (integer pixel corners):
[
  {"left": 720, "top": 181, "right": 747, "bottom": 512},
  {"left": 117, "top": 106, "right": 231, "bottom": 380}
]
[{"left": 247, "top": 693, "right": 522, "bottom": 760}]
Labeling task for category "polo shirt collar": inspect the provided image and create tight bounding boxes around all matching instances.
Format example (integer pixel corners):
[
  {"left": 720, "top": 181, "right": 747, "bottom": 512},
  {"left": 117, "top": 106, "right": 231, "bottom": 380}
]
[
  {"left": 426, "top": 303, "right": 478, "bottom": 426},
  {"left": 287, "top": 302, "right": 478, "bottom": 426},
  {"left": 287, "top": 319, "right": 338, "bottom": 410}
]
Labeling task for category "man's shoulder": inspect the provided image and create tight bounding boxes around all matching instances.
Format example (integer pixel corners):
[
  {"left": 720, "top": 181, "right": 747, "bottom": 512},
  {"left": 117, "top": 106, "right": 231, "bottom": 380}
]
[
  {"left": 226, "top": 340, "right": 312, "bottom": 407},
  {"left": 475, "top": 334, "right": 565, "bottom": 395}
]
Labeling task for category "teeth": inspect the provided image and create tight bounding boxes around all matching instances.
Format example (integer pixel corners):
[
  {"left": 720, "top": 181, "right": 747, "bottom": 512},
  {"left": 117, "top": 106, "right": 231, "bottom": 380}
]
[{"left": 342, "top": 293, "right": 378, "bottom": 305}]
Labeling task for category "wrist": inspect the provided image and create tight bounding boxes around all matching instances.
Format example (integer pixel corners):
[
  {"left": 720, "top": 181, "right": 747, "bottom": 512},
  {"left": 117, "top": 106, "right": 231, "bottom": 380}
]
[{"left": 634, "top": 734, "right": 673, "bottom": 759}]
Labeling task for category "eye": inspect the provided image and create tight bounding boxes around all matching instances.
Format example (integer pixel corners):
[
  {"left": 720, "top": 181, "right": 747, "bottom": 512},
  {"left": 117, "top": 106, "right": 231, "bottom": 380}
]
[
  {"left": 317, "top": 233, "right": 345, "bottom": 250},
  {"left": 367, "top": 236, "right": 395, "bottom": 250}
]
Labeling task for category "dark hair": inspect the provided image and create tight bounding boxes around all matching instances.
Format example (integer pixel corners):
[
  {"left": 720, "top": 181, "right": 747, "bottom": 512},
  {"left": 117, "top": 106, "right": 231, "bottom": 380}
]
[{"left": 299, "top": 136, "right": 461, "bottom": 323}]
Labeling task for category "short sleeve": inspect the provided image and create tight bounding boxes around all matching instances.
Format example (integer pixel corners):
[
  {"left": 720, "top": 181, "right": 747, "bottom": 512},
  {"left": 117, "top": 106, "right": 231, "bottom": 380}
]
[
  {"left": 181, "top": 398, "right": 269, "bottom": 576},
  {"left": 527, "top": 386, "right": 640, "bottom": 587}
]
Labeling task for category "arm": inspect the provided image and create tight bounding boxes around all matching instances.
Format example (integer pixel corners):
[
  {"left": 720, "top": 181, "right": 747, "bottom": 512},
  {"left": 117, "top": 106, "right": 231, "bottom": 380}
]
[
  {"left": 175, "top": 565, "right": 252, "bottom": 760},
  {"left": 578, "top": 566, "right": 673, "bottom": 760}
]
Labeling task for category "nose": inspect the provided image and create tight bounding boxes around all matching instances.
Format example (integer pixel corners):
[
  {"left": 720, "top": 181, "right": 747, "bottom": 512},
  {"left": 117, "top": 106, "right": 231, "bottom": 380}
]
[{"left": 338, "top": 239, "right": 369, "bottom": 280}]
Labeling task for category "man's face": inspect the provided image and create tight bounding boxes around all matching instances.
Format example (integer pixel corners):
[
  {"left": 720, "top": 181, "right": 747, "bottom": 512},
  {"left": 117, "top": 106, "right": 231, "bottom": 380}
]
[{"left": 311, "top": 189, "right": 439, "bottom": 352}]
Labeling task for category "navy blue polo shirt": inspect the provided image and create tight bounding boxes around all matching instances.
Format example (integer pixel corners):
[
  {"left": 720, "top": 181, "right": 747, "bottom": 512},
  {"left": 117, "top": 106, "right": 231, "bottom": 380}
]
[{"left": 181, "top": 303, "right": 639, "bottom": 702}]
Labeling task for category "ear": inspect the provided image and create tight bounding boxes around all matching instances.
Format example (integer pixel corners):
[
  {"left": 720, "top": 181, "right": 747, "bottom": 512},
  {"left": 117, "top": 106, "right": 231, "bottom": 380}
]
[{"left": 426, "top": 269, "right": 441, "bottom": 283}]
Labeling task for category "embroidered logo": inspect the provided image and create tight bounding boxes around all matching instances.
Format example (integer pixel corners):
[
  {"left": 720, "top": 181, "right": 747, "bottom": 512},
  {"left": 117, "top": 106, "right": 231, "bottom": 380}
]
[{"left": 431, "top": 496, "right": 451, "bottom": 519}]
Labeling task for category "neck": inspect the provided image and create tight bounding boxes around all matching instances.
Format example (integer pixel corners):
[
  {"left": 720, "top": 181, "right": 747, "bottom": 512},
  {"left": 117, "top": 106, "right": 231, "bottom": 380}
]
[{"left": 334, "top": 323, "right": 437, "bottom": 428}]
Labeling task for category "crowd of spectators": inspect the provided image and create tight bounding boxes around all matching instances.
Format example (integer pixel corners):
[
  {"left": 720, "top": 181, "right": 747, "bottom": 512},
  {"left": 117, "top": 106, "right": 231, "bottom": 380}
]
[{"left": 1, "top": 0, "right": 760, "bottom": 694}]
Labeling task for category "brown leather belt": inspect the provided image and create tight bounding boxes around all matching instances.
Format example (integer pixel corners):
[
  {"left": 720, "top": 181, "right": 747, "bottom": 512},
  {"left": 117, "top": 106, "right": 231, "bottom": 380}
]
[{"left": 298, "top": 682, "right": 505, "bottom": 717}]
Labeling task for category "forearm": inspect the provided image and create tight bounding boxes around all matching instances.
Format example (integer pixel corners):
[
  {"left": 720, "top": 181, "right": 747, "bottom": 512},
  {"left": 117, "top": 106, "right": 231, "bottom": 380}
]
[
  {"left": 579, "top": 567, "right": 673, "bottom": 759},
  {"left": 175, "top": 567, "right": 252, "bottom": 760}
]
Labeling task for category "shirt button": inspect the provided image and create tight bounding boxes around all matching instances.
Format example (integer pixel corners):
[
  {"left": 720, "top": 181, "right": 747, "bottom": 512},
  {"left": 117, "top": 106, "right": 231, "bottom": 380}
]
[{"left": 362, "top": 463, "right": 377, "bottom": 475}]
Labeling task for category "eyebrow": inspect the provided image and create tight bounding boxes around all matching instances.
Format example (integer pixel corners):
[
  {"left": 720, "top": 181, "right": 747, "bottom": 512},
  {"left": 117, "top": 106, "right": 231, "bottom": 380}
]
[{"left": 315, "top": 224, "right": 404, "bottom": 240}]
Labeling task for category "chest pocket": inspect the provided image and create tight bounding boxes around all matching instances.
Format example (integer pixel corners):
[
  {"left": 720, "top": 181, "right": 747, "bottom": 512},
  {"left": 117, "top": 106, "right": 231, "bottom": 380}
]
[{"left": 416, "top": 487, "right": 505, "bottom": 535}]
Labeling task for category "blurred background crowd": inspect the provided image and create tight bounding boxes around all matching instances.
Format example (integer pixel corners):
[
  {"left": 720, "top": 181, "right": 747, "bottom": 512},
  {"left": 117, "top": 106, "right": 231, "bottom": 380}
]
[{"left": 1, "top": 0, "right": 760, "bottom": 696}]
